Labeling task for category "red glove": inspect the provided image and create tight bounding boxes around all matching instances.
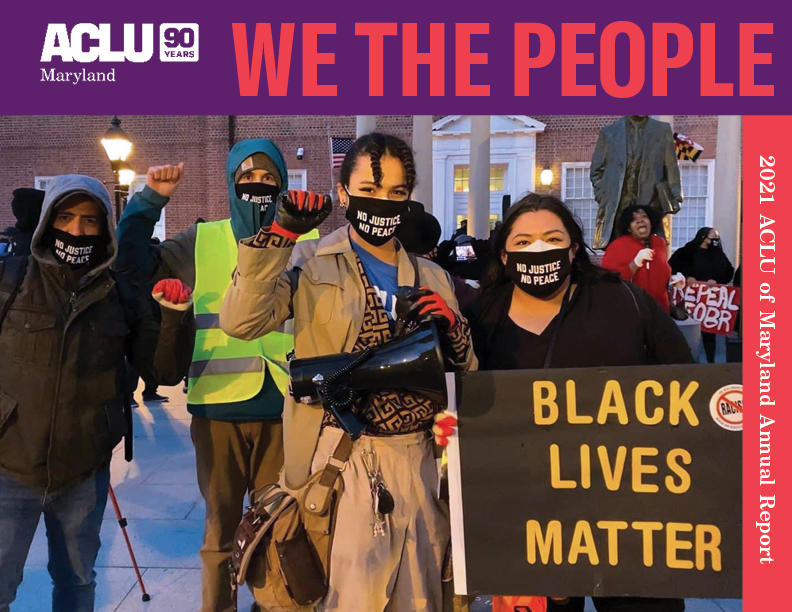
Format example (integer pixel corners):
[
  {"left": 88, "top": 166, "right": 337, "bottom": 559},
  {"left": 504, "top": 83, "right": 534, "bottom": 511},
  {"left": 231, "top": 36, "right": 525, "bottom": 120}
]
[
  {"left": 152, "top": 279, "right": 193, "bottom": 311},
  {"left": 433, "top": 410, "right": 458, "bottom": 447},
  {"left": 415, "top": 286, "right": 458, "bottom": 332}
]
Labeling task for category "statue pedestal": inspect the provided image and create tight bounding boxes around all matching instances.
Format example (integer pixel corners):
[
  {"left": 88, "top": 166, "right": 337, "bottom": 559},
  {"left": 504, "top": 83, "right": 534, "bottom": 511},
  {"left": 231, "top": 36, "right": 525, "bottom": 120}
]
[{"left": 675, "top": 318, "right": 702, "bottom": 360}]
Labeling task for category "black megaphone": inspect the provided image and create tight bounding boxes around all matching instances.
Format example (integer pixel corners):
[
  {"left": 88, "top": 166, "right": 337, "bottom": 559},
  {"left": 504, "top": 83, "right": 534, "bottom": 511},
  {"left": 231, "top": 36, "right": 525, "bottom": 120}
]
[{"left": 288, "top": 323, "right": 448, "bottom": 439}]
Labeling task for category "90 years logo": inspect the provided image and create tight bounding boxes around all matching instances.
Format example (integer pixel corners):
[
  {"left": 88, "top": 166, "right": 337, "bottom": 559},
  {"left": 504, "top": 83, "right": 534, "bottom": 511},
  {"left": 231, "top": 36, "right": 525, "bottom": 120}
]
[{"left": 160, "top": 24, "right": 199, "bottom": 62}]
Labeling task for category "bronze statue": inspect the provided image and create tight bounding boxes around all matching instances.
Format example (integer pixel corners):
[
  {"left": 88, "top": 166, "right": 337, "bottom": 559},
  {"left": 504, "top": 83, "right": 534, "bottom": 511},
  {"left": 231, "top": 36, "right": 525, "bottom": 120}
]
[{"left": 589, "top": 116, "right": 682, "bottom": 249}]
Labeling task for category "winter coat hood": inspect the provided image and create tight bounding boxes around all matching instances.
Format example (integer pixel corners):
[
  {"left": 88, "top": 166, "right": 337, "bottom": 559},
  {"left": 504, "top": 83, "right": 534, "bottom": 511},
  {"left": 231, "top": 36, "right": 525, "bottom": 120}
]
[
  {"left": 226, "top": 139, "right": 288, "bottom": 242},
  {"left": 30, "top": 174, "right": 117, "bottom": 279}
]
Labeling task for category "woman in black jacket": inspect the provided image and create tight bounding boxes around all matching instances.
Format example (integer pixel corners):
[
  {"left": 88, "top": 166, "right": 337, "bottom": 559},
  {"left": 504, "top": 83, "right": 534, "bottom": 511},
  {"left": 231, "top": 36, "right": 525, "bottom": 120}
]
[
  {"left": 669, "top": 227, "right": 735, "bottom": 363},
  {"left": 469, "top": 193, "right": 693, "bottom": 612}
]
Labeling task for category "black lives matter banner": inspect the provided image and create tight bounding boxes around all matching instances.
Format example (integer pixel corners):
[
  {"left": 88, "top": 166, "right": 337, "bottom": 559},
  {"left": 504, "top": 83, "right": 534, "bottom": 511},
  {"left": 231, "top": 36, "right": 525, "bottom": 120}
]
[{"left": 449, "top": 364, "right": 742, "bottom": 599}]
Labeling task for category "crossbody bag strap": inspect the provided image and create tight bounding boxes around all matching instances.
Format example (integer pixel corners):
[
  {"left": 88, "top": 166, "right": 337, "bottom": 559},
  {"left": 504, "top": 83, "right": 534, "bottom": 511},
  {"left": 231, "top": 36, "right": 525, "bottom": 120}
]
[
  {"left": 408, "top": 253, "right": 421, "bottom": 289},
  {"left": 303, "top": 433, "right": 353, "bottom": 515}
]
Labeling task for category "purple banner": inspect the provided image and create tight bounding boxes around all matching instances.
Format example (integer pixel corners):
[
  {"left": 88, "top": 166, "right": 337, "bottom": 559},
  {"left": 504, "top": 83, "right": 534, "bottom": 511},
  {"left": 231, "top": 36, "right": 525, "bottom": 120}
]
[{"left": 0, "top": 0, "right": 789, "bottom": 114}]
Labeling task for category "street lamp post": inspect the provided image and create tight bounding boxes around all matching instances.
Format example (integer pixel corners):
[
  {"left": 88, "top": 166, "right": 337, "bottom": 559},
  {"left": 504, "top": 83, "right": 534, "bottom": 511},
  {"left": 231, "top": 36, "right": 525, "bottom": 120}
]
[{"left": 100, "top": 116, "right": 135, "bottom": 221}]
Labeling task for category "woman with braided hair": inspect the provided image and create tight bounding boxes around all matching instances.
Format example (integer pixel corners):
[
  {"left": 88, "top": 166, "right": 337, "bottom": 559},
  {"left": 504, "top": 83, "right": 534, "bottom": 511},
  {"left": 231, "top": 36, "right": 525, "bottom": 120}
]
[{"left": 221, "top": 132, "right": 475, "bottom": 611}]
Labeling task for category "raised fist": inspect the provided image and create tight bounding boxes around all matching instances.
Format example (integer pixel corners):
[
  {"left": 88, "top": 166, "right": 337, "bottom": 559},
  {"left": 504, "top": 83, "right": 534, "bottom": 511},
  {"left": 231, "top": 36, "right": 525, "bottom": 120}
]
[
  {"left": 146, "top": 163, "right": 185, "bottom": 198},
  {"left": 270, "top": 190, "right": 332, "bottom": 240},
  {"left": 152, "top": 279, "right": 193, "bottom": 311}
]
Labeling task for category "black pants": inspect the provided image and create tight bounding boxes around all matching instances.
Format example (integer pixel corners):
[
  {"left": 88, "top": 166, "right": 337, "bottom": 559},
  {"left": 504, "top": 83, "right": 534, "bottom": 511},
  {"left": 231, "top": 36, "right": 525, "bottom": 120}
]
[
  {"left": 125, "top": 360, "right": 158, "bottom": 396},
  {"left": 548, "top": 597, "right": 685, "bottom": 612},
  {"left": 702, "top": 332, "right": 717, "bottom": 363}
]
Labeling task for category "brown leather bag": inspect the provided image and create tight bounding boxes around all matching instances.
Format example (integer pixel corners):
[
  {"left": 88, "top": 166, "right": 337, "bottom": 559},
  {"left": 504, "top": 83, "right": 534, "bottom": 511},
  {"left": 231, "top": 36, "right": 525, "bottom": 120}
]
[{"left": 230, "top": 434, "right": 351, "bottom": 611}]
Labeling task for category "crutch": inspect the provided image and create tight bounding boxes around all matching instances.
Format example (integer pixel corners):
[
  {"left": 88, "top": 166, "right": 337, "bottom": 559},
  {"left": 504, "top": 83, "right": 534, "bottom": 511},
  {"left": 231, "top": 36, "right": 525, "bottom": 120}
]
[{"left": 108, "top": 484, "right": 151, "bottom": 602}]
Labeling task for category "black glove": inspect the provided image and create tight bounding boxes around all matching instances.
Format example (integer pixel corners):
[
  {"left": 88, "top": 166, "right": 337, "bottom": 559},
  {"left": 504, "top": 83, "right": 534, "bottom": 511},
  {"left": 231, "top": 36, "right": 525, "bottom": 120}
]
[
  {"left": 394, "top": 286, "right": 458, "bottom": 337},
  {"left": 271, "top": 190, "right": 332, "bottom": 239}
]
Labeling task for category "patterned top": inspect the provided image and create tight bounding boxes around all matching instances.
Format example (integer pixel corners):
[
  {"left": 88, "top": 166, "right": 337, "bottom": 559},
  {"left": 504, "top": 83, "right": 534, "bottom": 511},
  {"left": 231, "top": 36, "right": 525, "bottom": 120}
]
[{"left": 322, "top": 255, "right": 471, "bottom": 436}]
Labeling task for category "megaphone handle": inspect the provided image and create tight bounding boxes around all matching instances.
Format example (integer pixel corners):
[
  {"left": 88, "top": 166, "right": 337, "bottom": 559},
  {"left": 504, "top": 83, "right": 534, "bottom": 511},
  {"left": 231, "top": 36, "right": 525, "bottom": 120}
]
[{"left": 318, "top": 346, "right": 377, "bottom": 440}]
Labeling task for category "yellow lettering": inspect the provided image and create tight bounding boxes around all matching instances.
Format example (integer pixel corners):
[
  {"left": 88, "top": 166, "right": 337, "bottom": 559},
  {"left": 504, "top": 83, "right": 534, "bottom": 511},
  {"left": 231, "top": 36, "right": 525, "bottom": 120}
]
[
  {"left": 568, "top": 520, "right": 599, "bottom": 565},
  {"left": 567, "top": 380, "right": 593, "bottom": 424},
  {"left": 632, "top": 447, "right": 660, "bottom": 493},
  {"left": 580, "top": 444, "right": 591, "bottom": 489},
  {"left": 635, "top": 380, "right": 664, "bottom": 425},
  {"left": 598, "top": 445, "right": 627, "bottom": 491},
  {"left": 669, "top": 381, "right": 700, "bottom": 426},
  {"left": 550, "top": 444, "right": 577, "bottom": 489},
  {"left": 632, "top": 521, "right": 663, "bottom": 567},
  {"left": 665, "top": 449, "right": 692, "bottom": 494},
  {"left": 597, "top": 520, "right": 628, "bottom": 566},
  {"left": 695, "top": 524, "right": 722, "bottom": 571},
  {"left": 526, "top": 520, "right": 563, "bottom": 564},
  {"left": 534, "top": 381, "right": 559, "bottom": 425},
  {"left": 666, "top": 522, "right": 694, "bottom": 569},
  {"left": 597, "top": 380, "right": 628, "bottom": 424}
]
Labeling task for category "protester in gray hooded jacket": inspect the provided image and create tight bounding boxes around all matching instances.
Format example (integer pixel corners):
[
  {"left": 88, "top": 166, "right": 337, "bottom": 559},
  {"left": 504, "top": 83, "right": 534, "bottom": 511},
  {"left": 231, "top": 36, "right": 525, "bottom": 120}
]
[{"left": 0, "top": 174, "right": 193, "bottom": 612}]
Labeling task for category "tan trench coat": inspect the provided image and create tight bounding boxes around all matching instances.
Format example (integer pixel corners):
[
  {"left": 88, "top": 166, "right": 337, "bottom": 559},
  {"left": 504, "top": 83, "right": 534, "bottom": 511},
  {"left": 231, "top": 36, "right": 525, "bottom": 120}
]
[{"left": 220, "top": 227, "right": 477, "bottom": 490}]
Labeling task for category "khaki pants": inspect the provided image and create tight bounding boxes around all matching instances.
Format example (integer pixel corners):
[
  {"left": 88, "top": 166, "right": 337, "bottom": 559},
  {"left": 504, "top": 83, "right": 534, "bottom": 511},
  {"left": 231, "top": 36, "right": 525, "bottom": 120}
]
[
  {"left": 191, "top": 417, "right": 284, "bottom": 612},
  {"left": 312, "top": 428, "right": 450, "bottom": 612}
]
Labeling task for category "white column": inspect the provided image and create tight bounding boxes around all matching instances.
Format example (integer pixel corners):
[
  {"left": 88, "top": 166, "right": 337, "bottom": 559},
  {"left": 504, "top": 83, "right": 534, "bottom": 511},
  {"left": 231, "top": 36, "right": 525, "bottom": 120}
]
[
  {"left": 356, "top": 115, "right": 377, "bottom": 138},
  {"left": 412, "top": 116, "right": 434, "bottom": 213},
  {"left": 713, "top": 116, "right": 742, "bottom": 266},
  {"left": 468, "top": 115, "right": 491, "bottom": 239}
]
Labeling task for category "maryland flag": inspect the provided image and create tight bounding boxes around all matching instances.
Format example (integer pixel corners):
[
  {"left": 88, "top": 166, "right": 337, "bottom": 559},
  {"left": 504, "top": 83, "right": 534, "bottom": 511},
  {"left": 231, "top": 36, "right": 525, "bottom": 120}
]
[
  {"left": 674, "top": 132, "right": 704, "bottom": 162},
  {"left": 492, "top": 595, "right": 547, "bottom": 612}
]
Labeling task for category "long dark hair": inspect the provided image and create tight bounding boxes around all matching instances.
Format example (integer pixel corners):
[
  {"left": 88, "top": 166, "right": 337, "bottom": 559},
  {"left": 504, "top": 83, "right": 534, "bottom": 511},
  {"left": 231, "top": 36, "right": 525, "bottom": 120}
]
[
  {"left": 481, "top": 193, "right": 617, "bottom": 290},
  {"left": 339, "top": 133, "right": 417, "bottom": 194}
]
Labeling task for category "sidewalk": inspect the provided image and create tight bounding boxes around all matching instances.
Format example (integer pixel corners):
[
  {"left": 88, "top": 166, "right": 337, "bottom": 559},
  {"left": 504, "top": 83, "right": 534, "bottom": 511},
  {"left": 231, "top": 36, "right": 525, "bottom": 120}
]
[
  {"left": 15, "top": 383, "right": 256, "bottom": 612},
  {"left": 16, "top": 385, "right": 742, "bottom": 612}
]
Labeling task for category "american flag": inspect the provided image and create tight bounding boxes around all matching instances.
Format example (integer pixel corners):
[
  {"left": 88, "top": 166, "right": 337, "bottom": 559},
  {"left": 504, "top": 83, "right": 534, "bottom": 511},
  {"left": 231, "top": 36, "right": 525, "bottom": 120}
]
[{"left": 331, "top": 137, "right": 354, "bottom": 169}]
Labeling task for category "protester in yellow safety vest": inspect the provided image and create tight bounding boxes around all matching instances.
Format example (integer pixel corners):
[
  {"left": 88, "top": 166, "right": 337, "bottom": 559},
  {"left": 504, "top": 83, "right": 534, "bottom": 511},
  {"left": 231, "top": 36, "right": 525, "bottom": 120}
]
[{"left": 115, "top": 139, "right": 318, "bottom": 612}]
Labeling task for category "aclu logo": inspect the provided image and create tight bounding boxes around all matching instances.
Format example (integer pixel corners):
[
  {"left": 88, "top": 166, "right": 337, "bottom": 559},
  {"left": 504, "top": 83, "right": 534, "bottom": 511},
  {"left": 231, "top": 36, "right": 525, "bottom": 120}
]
[{"left": 40, "top": 23, "right": 198, "bottom": 63}]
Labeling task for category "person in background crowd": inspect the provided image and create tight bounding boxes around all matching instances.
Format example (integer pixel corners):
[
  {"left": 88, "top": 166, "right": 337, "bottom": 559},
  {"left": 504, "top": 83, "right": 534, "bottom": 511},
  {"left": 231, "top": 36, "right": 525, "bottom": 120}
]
[
  {"left": 669, "top": 227, "right": 735, "bottom": 363},
  {"left": 220, "top": 132, "right": 476, "bottom": 612},
  {"left": 4, "top": 188, "right": 45, "bottom": 259},
  {"left": 395, "top": 201, "right": 442, "bottom": 261},
  {"left": 131, "top": 238, "right": 169, "bottom": 405},
  {"left": 434, "top": 233, "right": 491, "bottom": 313},
  {"left": 468, "top": 193, "right": 693, "bottom": 612},
  {"left": 601, "top": 205, "right": 671, "bottom": 311},
  {"left": 114, "top": 139, "right": 315, "bottom": 612},
  {"left": 451, "top": 218, "right": 468, "bottom": 239},
  {"left": 0, "top": 175, "right": 192, "bottom": 612}
]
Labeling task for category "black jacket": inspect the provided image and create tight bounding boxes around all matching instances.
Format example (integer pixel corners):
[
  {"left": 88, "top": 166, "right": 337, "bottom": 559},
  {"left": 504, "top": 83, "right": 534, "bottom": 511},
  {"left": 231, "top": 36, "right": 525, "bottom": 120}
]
[
  {"left": 470, "top": 277, "right": 694, "bottom": 371},
  {"left": 669, "top": 233, "right": 734, "bottom": 285},
  {"left": 0, "top": 175, "right": 194, "bottom": 492}
]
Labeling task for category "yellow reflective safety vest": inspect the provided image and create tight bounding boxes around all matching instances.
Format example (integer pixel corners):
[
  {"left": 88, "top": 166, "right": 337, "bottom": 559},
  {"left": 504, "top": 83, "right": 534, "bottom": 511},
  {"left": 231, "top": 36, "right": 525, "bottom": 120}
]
[{"left": 188, "top": 219, "right": 318, "bottom": 405}]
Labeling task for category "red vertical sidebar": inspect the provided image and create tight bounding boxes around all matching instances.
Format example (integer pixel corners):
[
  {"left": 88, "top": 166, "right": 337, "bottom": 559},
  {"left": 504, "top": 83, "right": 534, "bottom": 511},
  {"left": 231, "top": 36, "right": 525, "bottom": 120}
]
[{"left": 743, "top": 116, "right": 791, "bottom": 609}]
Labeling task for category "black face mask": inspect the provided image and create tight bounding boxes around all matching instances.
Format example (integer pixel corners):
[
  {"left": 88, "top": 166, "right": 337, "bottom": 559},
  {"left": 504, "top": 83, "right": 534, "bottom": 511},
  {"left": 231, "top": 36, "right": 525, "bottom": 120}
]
[
  {"left": 345, "top": 193, "right": 412, "bottom": 247},
  {"left": 235, "top": 183, "right": 281, "bottom": 226},
  {"left": 49, "top": 228, "right": 106, "bottom": 269},
  {"left": 709, "top": 238, "right": 721, "bottom": 249},
  {"left": 505, "top": 244, "right": 572, "bottom": 298}
]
